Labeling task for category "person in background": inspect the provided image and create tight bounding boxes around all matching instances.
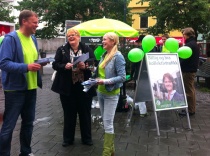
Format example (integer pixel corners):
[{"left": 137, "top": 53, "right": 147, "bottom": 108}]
[
  {"left": 131, "top": 35, "right": 145, "bottom": 81},
  {"left": 95, "top": 32, "right": 126, "bottom": 156},
  {"left": 160, "top": 34, "right": 170, "bottom": 53},
  {"left": 0, "top": 10, "right": 43, "bottom": 156},
  {"left": 179, "top": 27, "right": 199, "bottom": 116},
  {"left": 51, "top": 28, "right": 96, "bottom": 147},
  {"left": 130, "top": 35, "right": 149, "bottom": 117}
]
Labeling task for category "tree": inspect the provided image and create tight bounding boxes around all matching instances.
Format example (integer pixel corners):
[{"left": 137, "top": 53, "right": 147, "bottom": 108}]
[
  {"left": 15, "top": 0, "right": 132, "bottom": 39},
  {"left": 137, "top": 0, "right": 210, "bottom": 39},
  {"left": 0, "top": 0, "right": 15, "bottom": 22}
]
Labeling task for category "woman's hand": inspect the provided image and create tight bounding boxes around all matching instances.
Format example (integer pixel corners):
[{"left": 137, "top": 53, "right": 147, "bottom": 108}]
[
  {"left": 96, "top": 78, "right": 104, "bottom": 85},
  {"left": 77, "top": 61, "right": 85, "bottom": 70},
  {"left": 65, "top": 62, "right": 73, "bottom": 70}
]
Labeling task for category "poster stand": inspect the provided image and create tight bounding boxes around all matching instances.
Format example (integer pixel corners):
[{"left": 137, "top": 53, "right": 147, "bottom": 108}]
[{"left": 132, "top": 53, "right": 191, "bottom": 136}]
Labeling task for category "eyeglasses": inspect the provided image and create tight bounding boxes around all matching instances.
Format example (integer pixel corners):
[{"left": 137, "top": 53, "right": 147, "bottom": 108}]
[{"left": 67, "top": 34, "right": 77, "bottom": 38}]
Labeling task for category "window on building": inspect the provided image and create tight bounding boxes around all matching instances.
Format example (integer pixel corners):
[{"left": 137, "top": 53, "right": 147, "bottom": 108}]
[{"left": 140, "top": 16, "right": 148, "bottom": 28}]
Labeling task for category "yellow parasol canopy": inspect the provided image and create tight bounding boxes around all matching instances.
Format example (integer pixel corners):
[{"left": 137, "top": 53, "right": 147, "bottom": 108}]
[{"left": 71, "top": 17, "right": 139, "bottom": 37}]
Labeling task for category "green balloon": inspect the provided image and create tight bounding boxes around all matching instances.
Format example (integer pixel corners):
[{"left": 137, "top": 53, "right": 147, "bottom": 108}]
[
  {"left": 94, "top": 46, "right": 106, "bottom": 60},
  {"left": 142, "top": 35, "right": 156, "bottom": 53},
  {"left": 177, "top": 46, "right": 192, "bottom": 59},
  {"left": 128, "top": 48, "right": 144, "bottom": 62},
  {"left": 0, "top": 36, "right": 4, "bottom": 45},
  {"left": 165, "top": 38, "right": 179, "bottom": 53}
]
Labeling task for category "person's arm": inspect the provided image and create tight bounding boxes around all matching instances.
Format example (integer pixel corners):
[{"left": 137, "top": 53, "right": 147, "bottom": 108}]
[
  {"left": 100, "top": 54, "right": 126, "bottom": 85},
  {"left": 0, "top": 35, "right": 28, "bottom": 73}
]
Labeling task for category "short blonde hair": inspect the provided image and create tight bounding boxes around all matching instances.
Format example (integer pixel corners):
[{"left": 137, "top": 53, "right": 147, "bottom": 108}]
[
  {"left": 182, "top": 27, "right": 195, "bottom": 38},
  {"left": 66, "top": 28, "right": 80, "bottom": 37}
]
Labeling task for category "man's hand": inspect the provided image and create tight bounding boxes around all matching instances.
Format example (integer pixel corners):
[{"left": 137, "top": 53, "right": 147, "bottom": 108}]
[{"left": 28, "top": 63, "right": 41, "bottom": 72}]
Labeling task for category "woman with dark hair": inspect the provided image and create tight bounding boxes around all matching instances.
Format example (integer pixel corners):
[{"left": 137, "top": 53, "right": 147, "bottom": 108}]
[{"left": 163, "top": 73, "right": 184, "bottom": 102}]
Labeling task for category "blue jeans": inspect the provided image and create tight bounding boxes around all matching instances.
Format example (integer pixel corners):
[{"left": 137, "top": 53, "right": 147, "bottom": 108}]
[
  {"left": 0, "top": 90, "right": 37, "bottom": 156},
  {"left": 97, "top": 92, "right": 119, "bottom": 134}
]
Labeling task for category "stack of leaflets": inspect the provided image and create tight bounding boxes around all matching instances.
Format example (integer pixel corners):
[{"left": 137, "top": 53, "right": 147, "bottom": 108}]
[
  {"left": 81, "top": 79, "right": 97, "bottom": 92},
  {"left": 34, "top": 57, "right": 55, "bottom": 64}
]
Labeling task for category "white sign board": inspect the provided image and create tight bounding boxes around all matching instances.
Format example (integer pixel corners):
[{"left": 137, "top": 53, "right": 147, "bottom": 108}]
[{"left": 146, "top": 53, "right": 188, "bottom": 111}]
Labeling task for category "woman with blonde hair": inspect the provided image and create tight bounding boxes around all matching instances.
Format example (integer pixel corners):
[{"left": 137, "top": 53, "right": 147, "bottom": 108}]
[
  {"left": 51, "top": 28, "right": 96, "bottom": 147},
  {"left": 95, "top": 32, "right": 126, "bottom": 155}
]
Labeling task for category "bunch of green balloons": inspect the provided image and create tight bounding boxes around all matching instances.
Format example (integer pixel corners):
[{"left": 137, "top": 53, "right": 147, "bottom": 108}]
[
  {"left": 127, "top": 35, "right": 192, "bottom": 63},
  {"left": 94, "top": 45, "right": 106, "bottom": 60},
  {"left": 128, "top": 35, "right": 155, "bottom": 62}
]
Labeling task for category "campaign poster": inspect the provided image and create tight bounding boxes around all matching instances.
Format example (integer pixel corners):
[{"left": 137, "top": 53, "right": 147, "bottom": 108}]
[{"left": 146, "top": 53, "right": 187, "bottom": 111}]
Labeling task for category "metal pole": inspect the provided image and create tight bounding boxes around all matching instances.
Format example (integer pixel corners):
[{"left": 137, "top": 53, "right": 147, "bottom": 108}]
[
  {"left": 124, "top": 0, "right": 126, "bottom": 23},
  {"left": 123, "top": 0, "right": 127, "bottom": 48}
]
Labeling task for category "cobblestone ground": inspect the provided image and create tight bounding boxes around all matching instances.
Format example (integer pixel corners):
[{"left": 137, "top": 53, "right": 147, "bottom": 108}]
[{"left": 0, "top": 67, "right": 210, "bottom": 156}]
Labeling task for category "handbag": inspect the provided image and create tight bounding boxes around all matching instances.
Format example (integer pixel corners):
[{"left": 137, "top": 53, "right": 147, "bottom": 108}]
[{"left": 51, "top": 71, "right": 57, "bottom": 81}]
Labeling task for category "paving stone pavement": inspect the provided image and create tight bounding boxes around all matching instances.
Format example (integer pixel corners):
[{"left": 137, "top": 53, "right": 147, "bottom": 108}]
[{"left": 1, "top": 66, "right": 210, "bottom": 156}]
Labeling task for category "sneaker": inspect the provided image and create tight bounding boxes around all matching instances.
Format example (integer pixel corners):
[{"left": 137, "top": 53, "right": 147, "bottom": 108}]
[
  {"left": 140, "top": 112, "right": 149, "bottom": 118},
  {"left": 95, "top": 102, "right": 100, "bottom": 108},
  {"left": 28, "top": 153, "right": 35, "bottom": 156},
  {"left": 134, "top": 103, "right": 139, "bottom": 110}
]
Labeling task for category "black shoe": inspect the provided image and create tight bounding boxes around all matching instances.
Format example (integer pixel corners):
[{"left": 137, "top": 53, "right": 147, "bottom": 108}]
[
  {"left": 82, "top": 141, "right": 93, "bottom": 146},
  {"left": 179, "top": 111, "right": 187, "bottom": 116},
  {"left": 189, "top": 112, "right": 195, "bottom": 116},
  {"left": 179, "top": 110, "right": 195, "bottom": 116},
  {"left": 62, "top": 141, "right": 73, "bottom": 147}
]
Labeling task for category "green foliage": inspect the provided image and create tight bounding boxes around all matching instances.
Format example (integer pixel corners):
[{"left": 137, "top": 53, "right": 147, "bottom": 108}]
[
  {"left": 0, "top": 1, "right": 15, "bottom": 22},
  {"left": 137, "top": 0, "right": 210, "bottom": 38},
  {"left": 15, "top": 0, "right": 132, "bottom": 39}
]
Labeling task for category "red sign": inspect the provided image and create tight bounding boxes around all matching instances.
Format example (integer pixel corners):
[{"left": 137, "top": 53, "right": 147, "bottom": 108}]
[
  {"left": 0, "top": 25, "right": 11, "bottom": 36},
  {"left": 127, "top": 36, "right": 184, "bottom": 45},
  {"left": 155, "top": 37, "right": 184, "bottom": 45}
]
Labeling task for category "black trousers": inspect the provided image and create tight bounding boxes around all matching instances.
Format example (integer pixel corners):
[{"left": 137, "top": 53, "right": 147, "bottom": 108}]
[{"left": 60, "top": 94, "right": 92, "bottom": 143}]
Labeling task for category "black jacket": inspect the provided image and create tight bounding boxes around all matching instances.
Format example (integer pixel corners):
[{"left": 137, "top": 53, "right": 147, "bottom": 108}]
[
  {"left": 51, "top": 42, "right": 96, "bottom": 97},
  {"left": 180, "top": 37, "right": 199, "bottom": 73}
]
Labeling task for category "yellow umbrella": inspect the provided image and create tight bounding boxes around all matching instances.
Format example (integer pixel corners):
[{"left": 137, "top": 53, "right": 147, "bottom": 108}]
[{"left": 71, "top": 17, "right": 139, "bottom": 37}]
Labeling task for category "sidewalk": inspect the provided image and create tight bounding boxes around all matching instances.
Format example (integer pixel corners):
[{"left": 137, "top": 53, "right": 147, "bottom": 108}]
[{"left": 1, "top": 66, "right": 210, "bottom": 156}]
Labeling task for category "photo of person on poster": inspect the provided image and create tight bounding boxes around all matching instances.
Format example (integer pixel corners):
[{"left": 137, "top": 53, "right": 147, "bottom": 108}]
[
  {"left": 162, "top": 73, "right": 184, "bottom": 102},
  {"left": 153, "top": 72, "right": 185, "bottom": 109}
]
